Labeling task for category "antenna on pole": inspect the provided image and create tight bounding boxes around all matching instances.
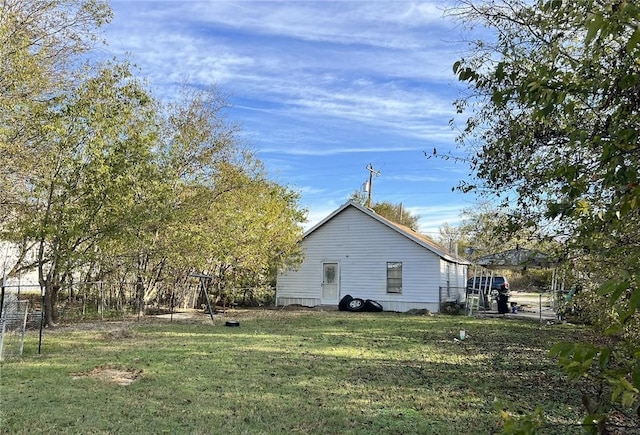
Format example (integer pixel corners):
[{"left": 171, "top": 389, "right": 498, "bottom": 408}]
[{"left": 365, "top": 163, "right": 380, "bottom": 207}]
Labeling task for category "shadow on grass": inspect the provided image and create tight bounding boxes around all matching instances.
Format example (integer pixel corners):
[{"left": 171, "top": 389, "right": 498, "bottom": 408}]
[{"left": 4, "top": 310, "right": 590, "bottom": 434}]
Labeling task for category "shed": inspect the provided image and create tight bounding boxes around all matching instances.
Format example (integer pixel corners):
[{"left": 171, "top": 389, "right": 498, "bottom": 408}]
[{"left": 276, "top": 201, "right": 470, "bottom": 312}]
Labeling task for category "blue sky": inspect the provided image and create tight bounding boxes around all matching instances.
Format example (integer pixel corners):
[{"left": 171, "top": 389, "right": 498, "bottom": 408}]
[{"left": 104, "top": 1, "right": 478, "bottom": 236}]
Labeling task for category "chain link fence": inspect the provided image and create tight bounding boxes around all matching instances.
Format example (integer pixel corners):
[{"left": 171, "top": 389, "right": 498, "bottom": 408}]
[
  {"left": 29, "top": 281, "right": 276, "bottom": 321},
  {"left": 0, "top": 293, "right": 30, "bottom": 360}
]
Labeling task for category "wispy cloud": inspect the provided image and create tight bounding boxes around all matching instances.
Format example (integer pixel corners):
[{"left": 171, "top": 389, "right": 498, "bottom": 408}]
[
  {"left": 163, "top": 1, "right": 455, "bottom": 50},
  {"left": 107, "top": 1, "right": 466, "bottom": 136},
  {"left": 409, "top": 204, "right": 466, "bottom": 235},
  {"left": 385, "top": 174, "right": 448, "bottom": 183},
  {"left": 260, "top": 145, "right": 422, "bottom": 156},
  {"left": 295, "top": 185, "right": 328, "bottom": 195},
  {"left": 104, "top": 1, "right": 477, "bottom": 230}
]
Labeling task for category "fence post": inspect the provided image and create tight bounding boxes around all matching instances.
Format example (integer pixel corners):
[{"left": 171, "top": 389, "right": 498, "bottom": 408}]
[
  {"left": 38, "top": 283, "right": 45, "bottom": 354},
  {"left": 100, "top": 281, "right": 104, "bottom": 320},
  {"left": 1, "top": 274, "right": 5, "bottom": 321},
  {"left": 539, "top": 294, "right": 542, "bottom": 324}
]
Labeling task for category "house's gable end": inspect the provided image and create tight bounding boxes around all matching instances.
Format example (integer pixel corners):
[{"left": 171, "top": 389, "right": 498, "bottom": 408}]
[
  {"left": 302, "top": 201, "right": 355, "bottom": 238},
  {"left": 305, "top": 201, "right": 469, "bottom": 265},
  {"left": 278, "top": 201, "right": 470, "bottom": 312}
]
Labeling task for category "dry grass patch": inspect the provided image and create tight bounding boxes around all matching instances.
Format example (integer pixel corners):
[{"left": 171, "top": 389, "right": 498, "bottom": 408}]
[{"left": 71, "top": 365, "right": 143, "bottom": 386}]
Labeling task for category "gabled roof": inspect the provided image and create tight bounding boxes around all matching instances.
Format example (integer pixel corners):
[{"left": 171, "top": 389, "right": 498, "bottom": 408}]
[
  {"left": 304, "top": 201, "right": 470, "bottom": 265},
  {"left": 476, "top": 248, "right": 558, "bottom": 269}
]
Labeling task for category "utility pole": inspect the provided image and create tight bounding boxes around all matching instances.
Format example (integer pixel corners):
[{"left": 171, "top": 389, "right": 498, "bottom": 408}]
[{"left": 365, "top": 163, "right": 380, "bottom": 207}]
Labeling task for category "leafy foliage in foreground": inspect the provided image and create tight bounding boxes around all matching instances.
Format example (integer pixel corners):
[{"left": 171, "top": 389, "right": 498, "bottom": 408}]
[
  {"left": 450, "top": 1, "right": 640, "bottom": 430},
  {"left": 1, "top": 311, "right": 600, "bottom": 434}
]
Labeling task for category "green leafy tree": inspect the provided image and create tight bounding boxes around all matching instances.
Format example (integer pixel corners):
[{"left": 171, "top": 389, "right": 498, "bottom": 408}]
[
  {"left": 1, "top": 0, "right": 307, "bottom": 319},
  {"left": 0, "top": 0, "right": 112, "bottom": 226},
  {"left": 98, "top": 86, "right": 307, "bottom": 311},
  {"left": 204, "top": 159, "right": 306, "bottom": 304},
  {"left": 436, "top": 222, "right": 470, "bottom": 257},
  {"left": 0, "top": 0, "right": 137, "bottom": 326},
  {"left": 452, "top": 0, "right": 639, "bottom": 431},
  {"left": 101, "top": 86, "right": 242, "bottom": 313},
  {"left": 455, "top": 202, "right": 515, "bottom": 260},
  {"left": 8, "top": 62, "right": 160, "bottom": 326},
  {"left": 445, "top": 204, "right": 559, "bottom": 291},
  {"left": 349, "top": 192, "right": 420, "bottom": 231},
  {"left": 158, "top": 88, "right": 306, "bottom": 303},
  {"left": 349, "top": 189, "right": 369, "bottom": 207},
  {"left": 452, "top": 202, "right": 552, "bottom": 259},
  {"left": 371, "top": 201, "right": 420, "bottom": 231}
]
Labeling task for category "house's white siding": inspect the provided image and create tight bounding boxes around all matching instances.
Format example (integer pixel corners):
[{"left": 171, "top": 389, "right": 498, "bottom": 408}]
[
  {"left": 439, "top": 259, "right": 468, "bottom": 304},
  {"left": 1, "top": 242, "right": 40, "bottom": 289},
  {"left": 277, "top": 206, "right": 446, "bottom": 312}
]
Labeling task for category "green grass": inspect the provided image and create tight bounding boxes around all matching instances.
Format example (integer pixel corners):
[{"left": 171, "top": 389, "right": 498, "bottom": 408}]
[{"left": 0, "top": 310, "right": 590, "bottom": 434}]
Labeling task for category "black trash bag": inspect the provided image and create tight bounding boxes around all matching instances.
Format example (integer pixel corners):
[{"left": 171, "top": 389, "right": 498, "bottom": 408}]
[
  {"left": 338, "top": 294, "right": 353, "bottom": 311},
  {"left": 363, "top": 299, "right": 383, "bottom": 312},
  {"left": 497, "top": 292, "right": 509, "bottom": 314}
]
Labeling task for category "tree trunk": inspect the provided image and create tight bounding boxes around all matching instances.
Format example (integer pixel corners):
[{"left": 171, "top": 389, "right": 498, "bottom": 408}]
[
  {"left": 44, "top": 281, "right": 60, "bottom": 327},
  {"left": 136, "top": 275, "right": 145, "bottom": 317}
]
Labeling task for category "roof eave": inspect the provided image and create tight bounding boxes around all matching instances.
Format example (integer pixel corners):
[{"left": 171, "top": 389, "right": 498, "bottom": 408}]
[{"left": 305, "top": 201, "right": 471, "bottom": 265}]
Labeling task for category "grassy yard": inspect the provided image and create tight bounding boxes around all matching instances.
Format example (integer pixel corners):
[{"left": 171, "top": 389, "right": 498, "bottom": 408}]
[{"left": 1, "top": 310, "right": 592, "bottom": 434}]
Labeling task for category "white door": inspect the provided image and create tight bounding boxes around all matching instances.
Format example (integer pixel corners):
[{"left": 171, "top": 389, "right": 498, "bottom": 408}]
[{"left": 322, "top": 262, "right": 339, "bottom": 304}]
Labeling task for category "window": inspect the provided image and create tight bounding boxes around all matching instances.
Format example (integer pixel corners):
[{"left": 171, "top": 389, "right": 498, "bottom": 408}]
[{"left": 387, "top": 262, "right": 402, "bottom": 293}]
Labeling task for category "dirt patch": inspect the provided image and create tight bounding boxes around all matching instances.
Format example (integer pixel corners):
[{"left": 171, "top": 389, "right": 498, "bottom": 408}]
[
  {"left": 71, "top": 366, "right": 142, "bottom": 386},
  {"left": 152, "top": 310, "right": 209, "bottom": 321},
  {"left": 47, "top": 320, "right": 136, "bottom": 334},
  {"left": 406, "top": 308, "right": 434, "bottom": 316},
  {"left": 104, "top": 328, "right": 135, "bottom": 340},
  {"left": 280, "top": 304, "right": 316, "bottom": 311}
]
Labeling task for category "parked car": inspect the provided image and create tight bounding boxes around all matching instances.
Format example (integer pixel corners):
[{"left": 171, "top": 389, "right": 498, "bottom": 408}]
[
  {"left": 467, "top": 276, "right": 510, "bottom": 312},
  {"left": 466, "top": 276, "right": 510, "bottom": 293}
]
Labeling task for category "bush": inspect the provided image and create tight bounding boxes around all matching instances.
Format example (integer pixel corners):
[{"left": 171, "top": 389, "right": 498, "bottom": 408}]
[
  {"left": 561, "top": 289, "right": 617, "bottom": 331},
  {"left": 440, "top": 301, "right": 463, "bottom": 315},
  {"left": 507, "top": 269, "right": 553, "bottom": 292},
  {"left": 224, "top": 286, "right": 276, "bottom": 307}
]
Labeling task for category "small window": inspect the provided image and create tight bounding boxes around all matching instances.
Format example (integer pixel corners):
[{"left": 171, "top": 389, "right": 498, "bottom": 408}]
[{"left": 387, "top": 262, "right": 402, "bottom": 293}]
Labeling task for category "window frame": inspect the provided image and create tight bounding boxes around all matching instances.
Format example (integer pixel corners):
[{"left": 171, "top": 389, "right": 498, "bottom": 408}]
[{"left": 386, "top": 261, "right": 403, "bottom": 294}]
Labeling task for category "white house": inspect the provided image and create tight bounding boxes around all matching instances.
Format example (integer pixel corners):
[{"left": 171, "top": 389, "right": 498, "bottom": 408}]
[
  {"left": 1, "top": 242, "right": 40, "bottom": 290},
  {"left": 276, "top": 201, "right": 470, "bottom": 312}
]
